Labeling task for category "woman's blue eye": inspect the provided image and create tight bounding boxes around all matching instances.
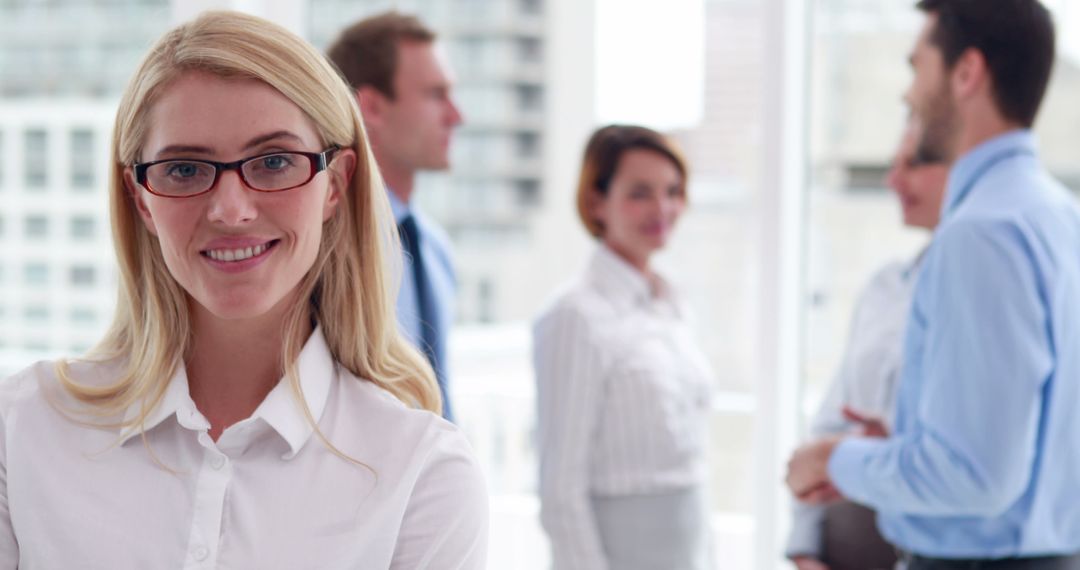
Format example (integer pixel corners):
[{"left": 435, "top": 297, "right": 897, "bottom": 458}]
[
  {"left": 261, "top": 155, "right": 293, "bottom": 170},
  {"left": 166, "top": 163, "right": 201, "bottom": 178}
]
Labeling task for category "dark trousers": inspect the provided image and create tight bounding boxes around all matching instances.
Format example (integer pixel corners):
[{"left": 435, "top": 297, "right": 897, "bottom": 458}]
[
  {"left": 908, "top": 553, "right": 1080, "bottom": 570},
  {"left": 822, "top": 501, "right": 897, "bottom": 570}
]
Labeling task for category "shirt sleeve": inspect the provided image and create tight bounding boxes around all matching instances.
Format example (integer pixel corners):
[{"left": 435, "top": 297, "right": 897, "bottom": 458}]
[
  {"left": 532, "top": 305, "right": 610, "bottom": 570},
  {"left": 390, "top": 428, "right": 489, "bottom": 570},
  {"left": 829, "top": 219, "right": 1052, "bottom": 516}
]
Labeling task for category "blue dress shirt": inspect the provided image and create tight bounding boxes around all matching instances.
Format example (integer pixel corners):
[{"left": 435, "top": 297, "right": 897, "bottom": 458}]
[
  {"left": 388, "top": 191, "right": 457, "bottom": 421},
  {"left": 829, "top": 131, "right": 1080, "bottom": 558}
]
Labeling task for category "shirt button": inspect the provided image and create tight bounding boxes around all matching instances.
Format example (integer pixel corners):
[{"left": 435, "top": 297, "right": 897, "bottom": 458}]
[
  {"left": 193, "top": 546, "right": 209, "bottom": 561},
  {"left": 210, "top": 455, "right": 226, "bottom": 470}
]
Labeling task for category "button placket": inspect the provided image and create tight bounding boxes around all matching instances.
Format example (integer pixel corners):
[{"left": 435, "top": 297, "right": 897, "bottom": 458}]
[{"left": 182, "top": 444, "right": 233, "bottom": 569}]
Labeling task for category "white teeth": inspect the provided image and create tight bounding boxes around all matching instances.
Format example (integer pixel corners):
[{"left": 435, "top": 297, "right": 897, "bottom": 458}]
[{"left": 206, "top": 243, "right": 269, "bottom": 262}]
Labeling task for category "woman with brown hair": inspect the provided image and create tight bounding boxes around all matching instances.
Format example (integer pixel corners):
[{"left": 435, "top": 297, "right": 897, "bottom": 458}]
[{"left": 533, "top": 125, "right": 715, "bottom": 570}]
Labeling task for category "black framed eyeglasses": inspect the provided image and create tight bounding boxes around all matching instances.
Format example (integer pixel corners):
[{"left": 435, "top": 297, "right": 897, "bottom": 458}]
[{"left": 134, "top": 147, "right": 339, "bottom": 198}]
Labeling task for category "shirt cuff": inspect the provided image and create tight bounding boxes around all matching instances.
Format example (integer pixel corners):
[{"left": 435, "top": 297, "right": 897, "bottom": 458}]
[
  {"left": 828, "top": 436, "right": 889, "bottom": 507},
  {"left": 785, "top": 502, "right": 825, "bottom": 559}
]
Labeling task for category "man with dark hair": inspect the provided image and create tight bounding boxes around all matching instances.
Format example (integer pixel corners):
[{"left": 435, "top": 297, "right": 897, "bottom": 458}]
[
  {"left": 327, "top": 12, "right": 463, "bottom": 421},
  {"left": 787, "top": 1, "right": 1080, "bottom": 568}
]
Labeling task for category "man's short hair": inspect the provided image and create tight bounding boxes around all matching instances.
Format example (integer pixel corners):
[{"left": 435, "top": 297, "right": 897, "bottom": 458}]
[
  {"left": 916, "top": 0, "right": 1055, "bottom": 128},
  {"left": 325, "top": 11, "right": 436, "bottom": 99}
]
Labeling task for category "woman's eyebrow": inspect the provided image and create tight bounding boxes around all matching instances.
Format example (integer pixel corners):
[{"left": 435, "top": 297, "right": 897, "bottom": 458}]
[
  {"left": 153, "top": 144, "right": 215, "bottom": 158},
  {"left": 243, "top": 130, "right": 304, "bottom": 150},
  {"left": 150, "top": 131, "right": 304, "bottom": 160}
]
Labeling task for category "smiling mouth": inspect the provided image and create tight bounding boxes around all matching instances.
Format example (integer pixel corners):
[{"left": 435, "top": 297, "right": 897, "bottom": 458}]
[{"left": 201, "top": 239, "right": 279, "bottom": 262}]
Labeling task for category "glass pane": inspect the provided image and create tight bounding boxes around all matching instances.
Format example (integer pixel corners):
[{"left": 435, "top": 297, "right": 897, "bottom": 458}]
[
  {"left": 23, "top": 263, "right": 48, "bottom": 286},
  {"left": 70, "top": 128, "right": 94, "bottom": 189},
  {"left": 69, "top": 265, "right": 96, "bottom": 287},
  {"left": 70, "top": 307, "right": 97, "bottom": 324},
  {"left": 24, "top": 129, "right": 46, "bottom": 189},
  {"left": 24, "top": 214, "right": 48, "bottom": 239},
  {"left": 70, "top": 215, "right": 95, "bottom": 239}
]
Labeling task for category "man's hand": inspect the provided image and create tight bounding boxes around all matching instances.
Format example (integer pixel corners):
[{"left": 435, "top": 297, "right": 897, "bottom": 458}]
[
  {"left": 842, "top": 406, "right": 889, "bottom": 437},
  {"left": 797, "top": 481, "right": 842, "bottom": 504},
  {"left": 792, "top": 556, "right": 830, "bottom": 570},
  {"left": 786, "top": 435, "right": 844, "bottom": 501}
]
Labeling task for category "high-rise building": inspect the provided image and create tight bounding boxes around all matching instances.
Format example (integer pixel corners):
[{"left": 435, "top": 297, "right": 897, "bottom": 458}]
[{"left": 0, "top": 1, "right": 172, "bottom": 375}]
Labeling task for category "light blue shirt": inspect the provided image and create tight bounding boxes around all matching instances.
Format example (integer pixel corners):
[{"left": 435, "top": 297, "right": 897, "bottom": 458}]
[
  {"left": 388, "top": 191, "right": 457, "bottom": 419},
  {"left": 829, "top": 130, "right": 1080, "bottom": 558}
]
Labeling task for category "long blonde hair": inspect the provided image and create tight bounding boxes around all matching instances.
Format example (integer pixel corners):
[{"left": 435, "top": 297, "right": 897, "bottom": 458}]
[{"left": 56, "top": 11, "right": 440, "bottom": 433}]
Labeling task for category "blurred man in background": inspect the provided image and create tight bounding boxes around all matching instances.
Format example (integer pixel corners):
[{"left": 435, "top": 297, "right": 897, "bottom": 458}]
[{"left": 328, "top": 12, "right": 464, "bottom": 421}]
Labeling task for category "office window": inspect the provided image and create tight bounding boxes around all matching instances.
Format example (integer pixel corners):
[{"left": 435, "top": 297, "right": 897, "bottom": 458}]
[
  {"left": 515, "top": 84, "right": 542, "bottom": 113},
  {"left": 70, "top": 215, "right": 95, "bottom": 239},
  {"left": 844, "top": 163, "right": 890, "bottom": 192},
  {"left": 520, "top": 0, "right": 542, "bottom": 15},
  {"left": 69, "top": 265, "right": 96, "bottom": 287},
  {"left": 515, "top": 131, "right": 540, "bottom": 158},
  {"left": 517, "top": 37, "right": 541, "bottom": 64},
  {"left": 457, "top": 38, "right": 484, "bottom": 74},
  {"left": 71, "top": 129, "right": 95, "bottom": 189},
  {"left": 23, "top": 340, "right": 50, "bottom": 352},
  {"left": 24, "top": 215, "right": 48, "bottom": 239},
  {"left": 23, "top": 263, "right": 48, "bottom": 285},
  {"left": 514, "top": 178, "right": 539, "bottom": 206},
  {"left": 477, "top": 277, "right": 494, "bottom": 323},
  {"left": 24, "top": 129, "right": 47, "bottom": 189},
  {"left": 23, "top": 305, "right": 49, "bottom": 322},
  {"left": 70, "top": 307, "right": 97, "bottom": 323}
]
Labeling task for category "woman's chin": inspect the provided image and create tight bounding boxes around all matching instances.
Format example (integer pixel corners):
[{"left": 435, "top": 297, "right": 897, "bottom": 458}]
[{"left": 192, "top": 291, "right": 283, "bottom": 322}]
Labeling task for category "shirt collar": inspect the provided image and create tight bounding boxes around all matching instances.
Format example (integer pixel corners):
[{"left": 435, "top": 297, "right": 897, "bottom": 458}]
[
  {"left": 942, "top": 129, "right": 1037, "bottom": 218},
  {"left": 387, "top": 187, "right": 410, "bottom": 224},
  {"left": 587, "top": 243, "right": 663, "bottom": 308},
  {"left": 118, "top": 326, "right": 337, "bottom": 459},
  {"left": 249, "top": 326, "right": 336, "bottom": 458},
  {"left": 118, "top": 361, "right": 194, "bottom": 445}
]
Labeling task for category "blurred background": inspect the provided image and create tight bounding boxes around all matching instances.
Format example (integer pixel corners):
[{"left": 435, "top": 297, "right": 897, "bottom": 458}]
[{"left": 3, "top": 0, "right": 1080, "bottom": 567}]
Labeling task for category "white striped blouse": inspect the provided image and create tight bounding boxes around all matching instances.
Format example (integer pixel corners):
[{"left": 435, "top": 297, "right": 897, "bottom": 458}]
[{"left": 532, "top": 245, "right": 715, "bottom": 570}]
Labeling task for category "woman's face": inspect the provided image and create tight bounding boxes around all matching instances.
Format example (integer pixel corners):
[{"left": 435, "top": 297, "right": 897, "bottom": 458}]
[
  {"left": 886, "top": 126, "right": 948, "bottom": 230},
  {"left": 592, "top": 148, "right": 686, "bottom": 268},
  {"left": 128, "top": 71, "right": 355, "bottom": 322}
]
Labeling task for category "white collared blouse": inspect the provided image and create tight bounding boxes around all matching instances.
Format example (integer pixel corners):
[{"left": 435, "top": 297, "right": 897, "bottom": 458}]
[
  {"left": 0, "top": 327, "right": 488, "bottom": 569},
  {"left": 532, "top": 245, "right": 715, "bottom": 570}
]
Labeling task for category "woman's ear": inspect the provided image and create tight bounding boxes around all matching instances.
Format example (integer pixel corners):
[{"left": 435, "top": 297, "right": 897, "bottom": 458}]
[
  {"left": 125, "top": 167, "right": 158, "bottom": 236},
  {"left": 586, "top": 188, "right": 608, "bottom": 233},
  {"left": 324, "top": 148, "right": 357, "bottom": 221}
]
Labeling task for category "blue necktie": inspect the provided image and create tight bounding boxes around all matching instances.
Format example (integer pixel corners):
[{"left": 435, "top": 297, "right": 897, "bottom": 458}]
[{"left": 397, "top": 215, "right": 454, "bottom": 421}]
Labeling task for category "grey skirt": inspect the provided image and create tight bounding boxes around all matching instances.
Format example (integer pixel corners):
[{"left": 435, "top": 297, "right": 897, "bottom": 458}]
[{"left": 591, "top": 485, "right": 713, "bottom": 570}]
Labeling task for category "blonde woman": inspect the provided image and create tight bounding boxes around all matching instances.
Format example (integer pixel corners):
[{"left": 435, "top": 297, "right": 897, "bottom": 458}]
[
  {"left": 533, "top": 125, "right": 715, "bottom": 570},
  {"left": 0, "top": 11, "right": 486, "bottom": 569}
]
